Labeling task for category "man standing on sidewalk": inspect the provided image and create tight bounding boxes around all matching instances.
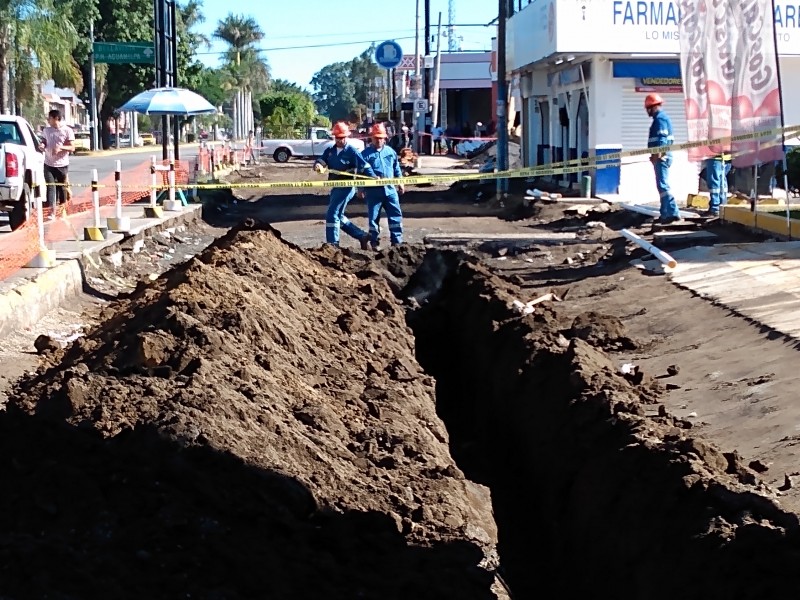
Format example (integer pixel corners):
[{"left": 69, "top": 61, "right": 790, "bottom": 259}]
[
  {"left": 705, "top": 153, "right": 731, "bottom": 217},
  {"left": 360, "top": 123, "right": 404, "bottom": 250},
  {"left": 645, "top": 93, "right": 680, "bottom": 224},
  {"left": 41, "top": 109, "right": 75, "bottom": 215}
]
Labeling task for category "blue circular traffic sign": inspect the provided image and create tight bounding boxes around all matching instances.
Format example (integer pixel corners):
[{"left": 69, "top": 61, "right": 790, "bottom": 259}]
[{"left": 375, "top": 40, "right": 403, "bottom": 69}]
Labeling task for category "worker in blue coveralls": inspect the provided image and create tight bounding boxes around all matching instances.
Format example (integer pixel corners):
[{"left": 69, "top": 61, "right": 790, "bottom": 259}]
[
  {"left": 313, "top": 121, "right": 377, "bottom": 248},
  {"left": 645, "top": 93, "right": 681, "bottom": 224},
  {"left": 705, "top": 153, "right": 732, "bottom": 217},
  {"left": 359, "top": 123, "right": 405, "bottom": 250}
]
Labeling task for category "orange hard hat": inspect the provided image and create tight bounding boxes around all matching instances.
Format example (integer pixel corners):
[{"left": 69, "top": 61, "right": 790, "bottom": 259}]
[
  {"left": 644, "top": 93, "right": 664, "bottom": 109},
  {"left": 331, "top": 122, "right": 351, "bottom": 137},
  {"left": 370, "top": 123, "right": 388, "bottom": 138}
]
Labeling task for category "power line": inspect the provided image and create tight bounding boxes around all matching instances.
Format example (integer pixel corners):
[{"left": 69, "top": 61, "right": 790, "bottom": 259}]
[{"left": 195, "top": 35, "right": 418, "bottom": 55}]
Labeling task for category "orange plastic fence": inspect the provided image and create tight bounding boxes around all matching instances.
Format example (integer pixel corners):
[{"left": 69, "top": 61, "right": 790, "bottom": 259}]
[{"left": 0, "top": 156, "right": 195, "bottom": 281}]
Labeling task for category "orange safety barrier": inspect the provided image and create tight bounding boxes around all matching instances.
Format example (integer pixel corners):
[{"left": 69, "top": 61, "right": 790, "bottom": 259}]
[
  {"left": 0, "top": 214, "right": 41, "bottom": 281},
  {"left": 0, "top": 156, "right": 195, "bottom": 281}
]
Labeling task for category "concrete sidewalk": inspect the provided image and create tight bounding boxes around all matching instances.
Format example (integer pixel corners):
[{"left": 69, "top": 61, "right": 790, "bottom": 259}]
[
  {"left": 669, "top": 241, "right": 800, "bottom": 341},
  {"left": 416, "top": 154, "right": 478, "bottom": 176},
  {"left": 0, "top": 202, "right": 203, "bottom": 338}
]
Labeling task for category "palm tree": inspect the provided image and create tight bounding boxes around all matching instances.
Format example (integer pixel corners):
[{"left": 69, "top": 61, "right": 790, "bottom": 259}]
[
  {"left": 213, "top": 13, "right": 270, "bottom": 139},
  {"left": 0, "top": 0, "right": 82, "bottom": 115}
]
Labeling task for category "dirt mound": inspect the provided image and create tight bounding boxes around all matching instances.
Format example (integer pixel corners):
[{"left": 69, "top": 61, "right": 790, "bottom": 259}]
[
  {"left": 6, "top": 223, "right": 501, "bottom": 599},
  {"left": 568, "top": 311, "right": 638, "bottom": 351}
]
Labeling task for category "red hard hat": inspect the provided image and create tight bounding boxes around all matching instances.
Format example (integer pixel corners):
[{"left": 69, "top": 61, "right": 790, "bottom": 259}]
[
  {"left": 644, "top": 93, "right": 664, "bottom": 109},
  {"left": 331, "top": 122, "right": 351, "bottom": 137},
  {"left": 370, "top": 123, "right": 388, "bottom": 138}
]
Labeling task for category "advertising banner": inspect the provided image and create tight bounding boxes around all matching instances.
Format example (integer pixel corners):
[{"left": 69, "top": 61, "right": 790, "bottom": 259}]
[{"left": 679, "top": 0, "right": 784, "bottom": 165}]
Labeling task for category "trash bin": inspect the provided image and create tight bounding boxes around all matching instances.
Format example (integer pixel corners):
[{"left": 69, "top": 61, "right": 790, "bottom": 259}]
[{"left": 581, "top": 175, "right": 592, "bottom": 198}]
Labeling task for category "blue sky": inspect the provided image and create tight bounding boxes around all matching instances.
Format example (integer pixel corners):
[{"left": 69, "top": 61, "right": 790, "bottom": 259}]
[{"left": 195, "top": 0, "right": 499, "bottom": 90}]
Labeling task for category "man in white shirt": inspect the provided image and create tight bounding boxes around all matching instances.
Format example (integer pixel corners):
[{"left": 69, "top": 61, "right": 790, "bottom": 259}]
[{"left": 40, "top": 109, "right": 75, "bottom": 213}]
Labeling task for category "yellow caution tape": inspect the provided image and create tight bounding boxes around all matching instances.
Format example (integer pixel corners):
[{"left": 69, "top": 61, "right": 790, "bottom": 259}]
[{"left": 47, "top": 124, "right": 800, "bottom": 191}]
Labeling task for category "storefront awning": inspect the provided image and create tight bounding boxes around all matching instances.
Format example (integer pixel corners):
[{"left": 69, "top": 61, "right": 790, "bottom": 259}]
[{"left": 612, "top": 61, "right": 681, "bottom": 79}]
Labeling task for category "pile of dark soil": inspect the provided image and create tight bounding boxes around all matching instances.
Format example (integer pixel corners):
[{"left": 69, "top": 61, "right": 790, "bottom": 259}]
[{"left": 5, "top": 223, "right": 501, "bottom": 599}]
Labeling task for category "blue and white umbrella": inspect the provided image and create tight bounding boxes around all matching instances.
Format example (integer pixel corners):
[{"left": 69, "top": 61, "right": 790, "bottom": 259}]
[{"left": 118, "top": 86, "right": 217, "bottom": 116}]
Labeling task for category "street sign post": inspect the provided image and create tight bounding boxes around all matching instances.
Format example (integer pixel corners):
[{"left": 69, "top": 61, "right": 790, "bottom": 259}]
[
  {"left": 375, "top": 40, "right": 403, "bottom": 69},
  {"left": 376, "top": 41, "right": 403, "bottom": 137},
  {"left": 93, "top": 42, "right": 155, "bottom": 64}
]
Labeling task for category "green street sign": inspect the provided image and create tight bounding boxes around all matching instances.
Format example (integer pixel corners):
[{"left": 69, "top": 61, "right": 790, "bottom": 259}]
[{"left": 93, "top": 41, "right": 155, "bottom": 64}]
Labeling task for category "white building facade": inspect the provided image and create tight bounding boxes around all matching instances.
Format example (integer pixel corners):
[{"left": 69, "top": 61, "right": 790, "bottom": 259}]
[{"left": 507, "top": 0, "right": 800, "bottom": 203}]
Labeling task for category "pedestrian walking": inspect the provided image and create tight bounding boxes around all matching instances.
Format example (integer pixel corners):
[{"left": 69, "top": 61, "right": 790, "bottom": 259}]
[
  {"left": 645, "top": 93, "right": 680, "bottom": 223},
  {"left": 704, "top": 153, "right": 731, "bottom": 217},
  {"left": 360, "top": 123, "right": 404, "bottom": 249},
  {"left": 41, "top": 109, "right": 75, "bottom": 216},
  {"left": 313, "top": 122, "right": 376, "bottom": 248}
]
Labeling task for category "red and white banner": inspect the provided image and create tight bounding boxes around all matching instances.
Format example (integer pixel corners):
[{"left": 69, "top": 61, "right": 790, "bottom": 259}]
[{"left": 679, "top": 0, "right": 784, "bottom": 167}]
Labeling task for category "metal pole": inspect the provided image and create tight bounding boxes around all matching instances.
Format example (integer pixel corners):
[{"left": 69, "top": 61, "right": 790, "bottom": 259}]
[
  {"left": 89, "top": 20, "right": 98, "bottom": 151},
  {"left": 432, "top": 12, "right": 443, "bottom": 128},
  {"left": 156, "top": 0, "right": 169, "bottom": 161},
  {"left": 496, "top": 0, "right": 510, "bottom": 196},
  {"left": 414, "top": 0, "right": 422, "bottom": 153},
  {"left": 770, "top": 0, "right": 792, "bottom": 234},
  {"left": 170, "top": 0, "right": 180, "bottom": 160},
  {"left": 424, "top": 0, "right": 431, "bottom": 108}
]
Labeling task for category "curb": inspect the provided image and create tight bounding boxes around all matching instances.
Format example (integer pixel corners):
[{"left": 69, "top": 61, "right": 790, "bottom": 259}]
[{"left": 0, "top": 204, "right": 203, "bottom": 339}]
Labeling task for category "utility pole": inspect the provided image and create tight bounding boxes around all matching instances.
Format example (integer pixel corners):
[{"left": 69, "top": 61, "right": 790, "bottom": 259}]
[
  {"left": 89, "top": 20, "right": 98, "bottom": 151},
  {"left": 496, "top": 0, "right": 509, "bottom": 197},
  {"left": 414, "top": 0, "right": 422, "bottom": 153},
  {"left": 424, "top": 0, "right": 431, "bottom": 154},
  {"left": 432, "top": 12, "right": 443, "bottom": 128}
]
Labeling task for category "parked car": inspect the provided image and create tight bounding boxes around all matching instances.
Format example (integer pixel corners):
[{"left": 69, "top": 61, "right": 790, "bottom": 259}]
[
  {"left": 73, "top": 130, "right": 91, "bottom": 150},
  {"left": 0, "top": 115, "right": 46, "bottom": 230},
  {"left": 261, "top": 127, "right": 365, "bottom": 163},
  {"left": 140, "top": 132, "right": 156, "bottom": 145}
]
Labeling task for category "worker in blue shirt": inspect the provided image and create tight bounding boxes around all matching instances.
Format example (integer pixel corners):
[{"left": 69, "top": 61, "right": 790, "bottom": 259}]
[
  {"left": 645, "top": 93, "right": 680, "bottom": 223},
  {"left": 313, "top": 121, "right": 377, "bottom": 248},
  {"left": 705, "top": 153, "right": 732, "bottom": 217},
  {"left": 360, "top": 123, "right": 405, "bottom": 249}
]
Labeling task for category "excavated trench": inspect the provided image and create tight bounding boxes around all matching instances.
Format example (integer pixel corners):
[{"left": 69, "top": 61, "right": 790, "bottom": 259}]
[{"left": 400, "top": 249, "right": 800, "bottom": 600}]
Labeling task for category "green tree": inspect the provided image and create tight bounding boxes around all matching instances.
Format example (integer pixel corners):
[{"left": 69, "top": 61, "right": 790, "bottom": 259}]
[
  {"left": 310, "top": 62, "right": 356, "bottom": 122},
  {"left": 0, "top": 0, "right": 86, "bottom": 115},
  {"left": 348, "top": 45, "right": 382, "bottom": 107},
  {"left": 259, "top": 90, "right": 315, "bottom": 136},
  {"left": 213, "top": 14, "right": 270, "bottom": 95}
]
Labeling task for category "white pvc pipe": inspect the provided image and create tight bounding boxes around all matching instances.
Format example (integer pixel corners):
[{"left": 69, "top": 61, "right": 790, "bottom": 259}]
[
  {"left": 91, "top": 168, "right": 100, "bottom": 228},
  {"left": 618, "top": 202, "right": 695, "bottom": 219},
  {"left": 621, "top": 228, "right": 678, "bottom": 269}
]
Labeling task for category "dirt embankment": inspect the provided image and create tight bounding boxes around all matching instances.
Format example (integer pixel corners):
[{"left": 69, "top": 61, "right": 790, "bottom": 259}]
[{"left": 5, "top": 224, "right": 501, "bottom": 599}]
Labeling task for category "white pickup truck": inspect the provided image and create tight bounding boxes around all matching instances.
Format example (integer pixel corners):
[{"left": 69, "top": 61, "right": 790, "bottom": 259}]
[
  {"left": 262, "top": 126, "right": 365, "bottom": 163},
  {"left": 0, "top": 115, "right": 46, "bottom": 230}
]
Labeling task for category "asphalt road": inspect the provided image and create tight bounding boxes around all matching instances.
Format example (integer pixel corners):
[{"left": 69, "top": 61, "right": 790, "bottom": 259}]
[{"left": 70, "top": 146, "right": 200, "bottom": 189}]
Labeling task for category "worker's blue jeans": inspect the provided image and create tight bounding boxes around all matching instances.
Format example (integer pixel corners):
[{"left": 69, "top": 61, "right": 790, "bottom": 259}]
[
  {"left": 367, "top": 190, "right": 403, "bottom": 247},
  {"left": 326, "top": 188, "right": 366, "bottom": 245},
  {"left": 653, "top": 155, "right": 680, "bottom": 220},
  {"left": 705, "top": 158, "right": 731, "bottom": 214}
]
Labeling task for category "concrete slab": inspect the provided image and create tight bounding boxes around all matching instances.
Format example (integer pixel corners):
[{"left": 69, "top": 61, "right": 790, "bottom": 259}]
[
  {"left": 669, "top": 241, "right": 800, "bottom": 342},
  {"left": 0, "top": 203, "right": 203, "bottom": 338}
]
